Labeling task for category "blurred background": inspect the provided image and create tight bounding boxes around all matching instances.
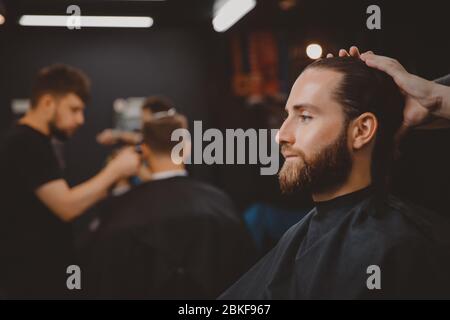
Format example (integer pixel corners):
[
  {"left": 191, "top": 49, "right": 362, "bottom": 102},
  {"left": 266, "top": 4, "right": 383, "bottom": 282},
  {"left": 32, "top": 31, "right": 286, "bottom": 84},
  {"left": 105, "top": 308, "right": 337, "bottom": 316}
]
[{"left": 1, "top": 0, "right": 449, "bottom": 217}]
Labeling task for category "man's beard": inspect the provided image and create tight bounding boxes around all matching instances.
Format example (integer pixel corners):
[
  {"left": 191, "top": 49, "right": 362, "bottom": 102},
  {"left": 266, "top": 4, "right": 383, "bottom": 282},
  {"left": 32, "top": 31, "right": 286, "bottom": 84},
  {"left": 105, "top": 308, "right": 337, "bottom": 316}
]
[
  {"left": 278, "top": 126, "right": 353, "bottom": 194},
  {"left": 49, "top": 119, "right": 70, "bottom": 142}
]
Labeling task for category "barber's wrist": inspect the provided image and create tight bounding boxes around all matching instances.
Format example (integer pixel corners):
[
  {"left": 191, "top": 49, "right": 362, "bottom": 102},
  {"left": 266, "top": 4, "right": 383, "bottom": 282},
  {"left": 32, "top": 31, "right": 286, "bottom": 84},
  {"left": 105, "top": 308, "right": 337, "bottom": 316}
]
[
  {"left": 111, "top": 129, "right": 123, "bottom": 142},
  {"left": 428, "top": 82, "right": 447, "bottom": 114},
  {"left": 103, "top": 161, "right": 122, "bottom": 184}
]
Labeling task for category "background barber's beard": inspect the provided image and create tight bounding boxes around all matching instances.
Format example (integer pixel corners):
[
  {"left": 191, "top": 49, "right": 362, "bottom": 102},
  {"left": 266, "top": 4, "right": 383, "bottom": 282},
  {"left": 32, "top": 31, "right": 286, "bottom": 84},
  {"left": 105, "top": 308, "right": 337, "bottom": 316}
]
[
  {"left": 279, "top": 126, "right": 352, "bottom": 194},
  {"left": 49, "top": 119, "right": 70, "bottom": 142}
]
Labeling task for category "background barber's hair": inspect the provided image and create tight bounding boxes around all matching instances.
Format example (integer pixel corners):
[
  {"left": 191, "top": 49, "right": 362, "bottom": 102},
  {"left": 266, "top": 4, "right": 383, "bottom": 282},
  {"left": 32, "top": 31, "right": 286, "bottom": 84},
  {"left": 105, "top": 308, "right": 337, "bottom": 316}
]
[
  {"left": 142, "top": 110, "right": 188, "bottom": 155},
  {"left": 305, "top": 57, "right": 405, "bottom": 187},
  {"left": 31, "top": 64, "right": 91, "bottom": 107}
]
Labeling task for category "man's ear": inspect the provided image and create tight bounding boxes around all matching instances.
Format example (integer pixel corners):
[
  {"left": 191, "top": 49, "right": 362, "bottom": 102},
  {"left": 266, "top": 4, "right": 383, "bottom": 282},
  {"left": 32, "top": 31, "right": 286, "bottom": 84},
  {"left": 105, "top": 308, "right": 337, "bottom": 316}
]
[
  {"left": 350, "top": 112, "right": 378, "bottom": 150},
  {"left": 39, "top": 94, "right": 57, "bottom": 117}
]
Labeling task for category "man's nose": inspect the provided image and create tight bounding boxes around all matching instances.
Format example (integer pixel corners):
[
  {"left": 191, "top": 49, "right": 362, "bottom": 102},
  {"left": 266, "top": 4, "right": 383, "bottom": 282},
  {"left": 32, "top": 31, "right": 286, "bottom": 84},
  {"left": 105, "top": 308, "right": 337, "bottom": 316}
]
[
  {"left": 277, "top": 118, "right": 295, "bottom": 145},
  {"left": 77, "top": 113, "right": 85, "bottom": 126}
]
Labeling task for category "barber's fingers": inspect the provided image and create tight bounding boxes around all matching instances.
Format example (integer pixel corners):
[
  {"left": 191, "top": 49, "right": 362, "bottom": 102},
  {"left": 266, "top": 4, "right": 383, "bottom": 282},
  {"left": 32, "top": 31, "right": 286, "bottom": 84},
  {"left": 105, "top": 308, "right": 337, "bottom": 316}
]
[
  {"left": 362, "top": 53, "right": 434, "bottom": 102},
  {"left": 112, "top": 147, "right": 141, "bottom": 177},
  {"left": 361, "top": 53, "right": 413, "bottom": 91},
  {"left": 348, "top": 46, "right": 361, "bottom": 57},
  {"left": 96, "top": 129, "right": 117, "bottom": 145},
  {"left": 336, "top": 46, "right": 367, "bottom": 57},
  {"left": 361, "top": 53, "right": 407, "bottom": 76},
  {"left": 339, "top": 49, "right": 350, "bottom": 57},
  {"left": 327, "top": 47, "right": 373, "bottom": 59}
]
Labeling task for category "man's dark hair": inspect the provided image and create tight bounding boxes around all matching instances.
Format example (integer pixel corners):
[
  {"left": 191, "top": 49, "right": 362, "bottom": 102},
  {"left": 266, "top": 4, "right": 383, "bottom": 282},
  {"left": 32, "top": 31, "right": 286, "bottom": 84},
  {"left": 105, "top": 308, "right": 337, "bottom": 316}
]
[
  {"left": 305, "top": 57, "right": 405, "bottom": 186},
  {"left": 31, "top": 64, "right": 91, "bottom": 107},
  {"left": 142, "top": 96, "right": 174, "bottom": 114},
  {"left": 142, "top": 112, "right": 188, "bottom": 155}
]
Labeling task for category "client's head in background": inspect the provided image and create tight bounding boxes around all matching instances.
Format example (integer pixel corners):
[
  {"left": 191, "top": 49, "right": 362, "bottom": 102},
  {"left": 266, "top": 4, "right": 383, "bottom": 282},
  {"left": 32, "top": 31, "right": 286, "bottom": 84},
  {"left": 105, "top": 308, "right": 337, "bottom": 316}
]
[
  {"left": 278, "top": 57, "right": 405, "bottom": 198},
  {"left": 142, "top": 108, "right": 189, "bottom": 174},
  {"left": 141, "top": 96, "right": 174, "bottom": 122}
]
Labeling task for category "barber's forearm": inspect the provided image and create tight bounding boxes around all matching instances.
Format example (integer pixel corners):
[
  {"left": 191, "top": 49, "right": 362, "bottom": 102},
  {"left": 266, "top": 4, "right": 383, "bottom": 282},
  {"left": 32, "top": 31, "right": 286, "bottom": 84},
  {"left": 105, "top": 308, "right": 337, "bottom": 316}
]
[
  {"left": 120, "top": 131, "right": 142, "bottom": 145},
  {"left": 63, "top": 166, "right": 119, "bottom": 221}
]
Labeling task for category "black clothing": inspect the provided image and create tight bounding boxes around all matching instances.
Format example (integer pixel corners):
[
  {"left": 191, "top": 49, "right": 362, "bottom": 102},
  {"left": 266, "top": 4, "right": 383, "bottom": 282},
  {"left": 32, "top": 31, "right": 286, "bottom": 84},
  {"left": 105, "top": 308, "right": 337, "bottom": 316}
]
[
  {"left": 0, "top": 124, "right": 73, "bottom": 299},
  {"left": 85, "top": 176, "right": 256, "bottom": 299},
  {"left": 220, "top": 187, "right": 450, "bottom": 299}
]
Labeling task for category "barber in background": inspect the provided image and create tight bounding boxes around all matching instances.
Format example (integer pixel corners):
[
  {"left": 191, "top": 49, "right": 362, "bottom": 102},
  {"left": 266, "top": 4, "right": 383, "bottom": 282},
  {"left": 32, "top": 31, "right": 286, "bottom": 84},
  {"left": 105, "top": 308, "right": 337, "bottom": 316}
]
[{"left": 0, "top": 64, "right": 140, "bottom": 299}]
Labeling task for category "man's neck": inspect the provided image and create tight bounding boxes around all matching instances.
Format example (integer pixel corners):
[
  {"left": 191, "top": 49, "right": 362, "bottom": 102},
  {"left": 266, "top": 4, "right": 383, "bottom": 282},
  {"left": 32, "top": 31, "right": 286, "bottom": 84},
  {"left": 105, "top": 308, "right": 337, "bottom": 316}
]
[
  {"left": 312, "top": 165, "right": 372, "bottom": 202},
  {"left": 19, "top": 111, "right": 50, "bottom": 136},
  {"left": 148, "top": 156, "right": 185, "bottom": 175}
]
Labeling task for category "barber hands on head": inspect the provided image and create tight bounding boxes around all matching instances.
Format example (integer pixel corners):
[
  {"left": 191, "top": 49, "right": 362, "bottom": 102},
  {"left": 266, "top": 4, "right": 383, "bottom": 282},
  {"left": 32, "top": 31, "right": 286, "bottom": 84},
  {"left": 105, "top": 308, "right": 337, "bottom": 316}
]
[
  {"left": 327, "top": 46, "right": 450, "bottom": 139},
  {"left": 37, "top": 146, "right": 141, "bottom": 222},
  {"left": 96, "top": 128, "right": 142, "bottom": 146}
]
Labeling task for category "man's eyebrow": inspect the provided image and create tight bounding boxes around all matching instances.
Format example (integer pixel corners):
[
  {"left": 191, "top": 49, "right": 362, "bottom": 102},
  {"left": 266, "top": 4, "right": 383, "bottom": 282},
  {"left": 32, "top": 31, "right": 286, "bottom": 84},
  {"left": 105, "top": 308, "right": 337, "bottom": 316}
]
[{"left": 290, "top": 103, "right": 321, "bottom": 113}]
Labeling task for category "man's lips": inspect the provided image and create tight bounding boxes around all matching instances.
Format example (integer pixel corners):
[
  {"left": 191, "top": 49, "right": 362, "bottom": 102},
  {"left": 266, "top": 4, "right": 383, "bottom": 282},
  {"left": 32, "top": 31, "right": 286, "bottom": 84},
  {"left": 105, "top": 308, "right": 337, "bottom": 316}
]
[
  {"left": 281, "top": 146, "right": 302, "bottom": 159},
  {"left": 282, "top": 153, "right": 299, "bottom": 159}
]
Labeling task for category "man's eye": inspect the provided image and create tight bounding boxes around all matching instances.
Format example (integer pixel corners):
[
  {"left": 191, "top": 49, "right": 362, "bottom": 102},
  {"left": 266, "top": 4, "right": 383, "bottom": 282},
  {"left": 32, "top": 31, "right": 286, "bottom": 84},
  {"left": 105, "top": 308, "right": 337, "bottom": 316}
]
[{"left": 299, "top": 115, "right": 313, "bottom": 122}]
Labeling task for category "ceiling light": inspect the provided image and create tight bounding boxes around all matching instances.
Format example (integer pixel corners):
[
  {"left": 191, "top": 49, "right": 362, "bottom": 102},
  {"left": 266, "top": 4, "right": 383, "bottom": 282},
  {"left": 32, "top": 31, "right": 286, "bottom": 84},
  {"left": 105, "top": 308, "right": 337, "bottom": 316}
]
[{"left": 19, "top": 15, "right": 153, "bottom": 28}]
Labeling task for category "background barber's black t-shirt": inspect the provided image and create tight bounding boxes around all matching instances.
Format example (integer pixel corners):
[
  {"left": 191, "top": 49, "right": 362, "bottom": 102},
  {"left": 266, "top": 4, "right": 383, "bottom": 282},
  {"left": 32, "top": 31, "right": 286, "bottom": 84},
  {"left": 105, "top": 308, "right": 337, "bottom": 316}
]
[{"left": 0, "top": 124, "right": 74, "bottom": 299}]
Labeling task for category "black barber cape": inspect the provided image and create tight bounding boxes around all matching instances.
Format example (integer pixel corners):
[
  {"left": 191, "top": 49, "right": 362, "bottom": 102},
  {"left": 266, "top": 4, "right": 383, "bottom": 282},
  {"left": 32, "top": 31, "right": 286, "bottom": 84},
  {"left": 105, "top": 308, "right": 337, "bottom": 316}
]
[
  {"left": 84, "top": 176, "right": 256, "bottom": 299},
  {"left": 220, "top": 186, "right": 450, "bottom": 299}
]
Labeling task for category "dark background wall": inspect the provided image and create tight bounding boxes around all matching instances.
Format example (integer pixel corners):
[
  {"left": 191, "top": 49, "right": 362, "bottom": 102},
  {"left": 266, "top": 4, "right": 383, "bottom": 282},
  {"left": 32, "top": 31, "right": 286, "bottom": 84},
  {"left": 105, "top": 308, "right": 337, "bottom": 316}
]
[
  {"left": 1, "top": 0, "right": 449, "bottom": 214},
  {"left": 0, "top": 27, "right": 227, "bottom": 183}
]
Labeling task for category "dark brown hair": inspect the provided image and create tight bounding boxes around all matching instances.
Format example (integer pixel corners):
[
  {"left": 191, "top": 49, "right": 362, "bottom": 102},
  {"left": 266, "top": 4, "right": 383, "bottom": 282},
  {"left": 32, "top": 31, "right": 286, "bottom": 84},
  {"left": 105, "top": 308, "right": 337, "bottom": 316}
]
[
  {"left": 305, "top": 57, "right": 405, "bottom": 185},
  {"left": 31, "top": 64, "right": 91, "bottom": 107},
  {"left": 142, "top": 113, "right": 188, "bottom": 155}
]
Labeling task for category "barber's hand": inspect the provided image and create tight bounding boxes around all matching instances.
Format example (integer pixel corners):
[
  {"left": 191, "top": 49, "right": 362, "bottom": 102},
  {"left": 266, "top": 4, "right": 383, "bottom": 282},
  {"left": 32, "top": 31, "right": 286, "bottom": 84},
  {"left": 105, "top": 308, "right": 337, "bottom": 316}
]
[
  {"left": 108, "top": 147, "right": 141, "bottom": 179},
  {"left": 326, "top": 46, "right": 373, "bottom": 58},
  {"left": 327, "top": 47, "right": 441, "bottom": 137},
  {"left": 360, "top": 53, "right": 439, "bottom": 112},
  {"left": 96, "top": 129, "right": 119, "bottom": 145},
  {"left": 360, "top": 52, "right": 446, "bottom": 137}
]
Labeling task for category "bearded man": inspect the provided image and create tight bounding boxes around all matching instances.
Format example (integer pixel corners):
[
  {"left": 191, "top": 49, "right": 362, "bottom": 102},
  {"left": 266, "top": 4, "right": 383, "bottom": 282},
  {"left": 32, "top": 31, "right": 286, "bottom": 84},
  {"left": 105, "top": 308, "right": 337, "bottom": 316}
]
[{"left": 220, "top": 57, "right": 450, "bottom": 299}]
